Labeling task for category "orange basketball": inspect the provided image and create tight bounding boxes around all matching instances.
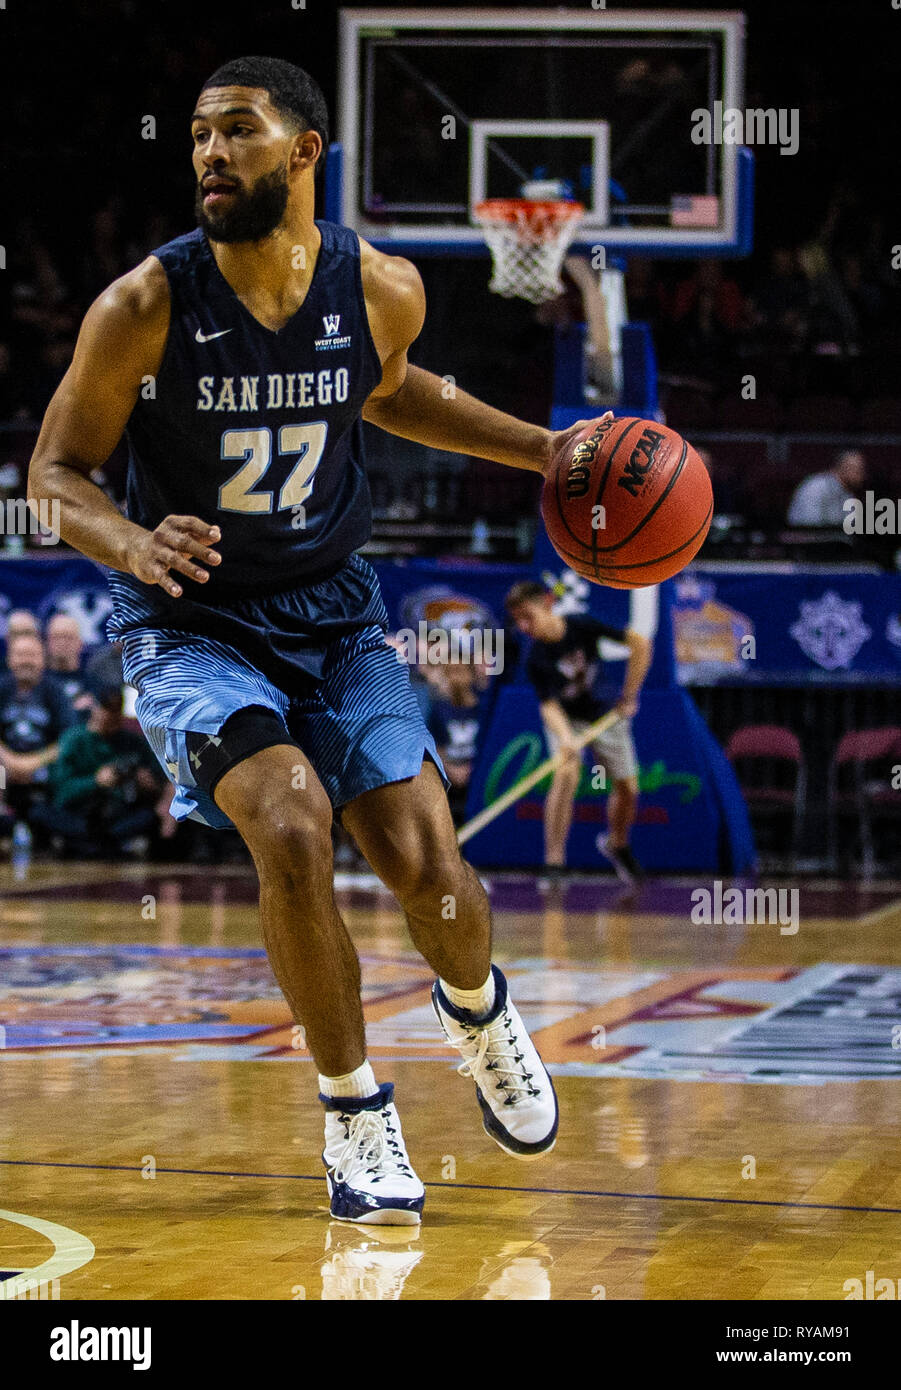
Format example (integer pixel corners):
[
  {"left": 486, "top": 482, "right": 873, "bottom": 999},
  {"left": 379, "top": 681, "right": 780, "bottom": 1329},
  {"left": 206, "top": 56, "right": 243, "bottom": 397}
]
[{"left": 541, "top": 415, "right": 713, "bottom": 588}]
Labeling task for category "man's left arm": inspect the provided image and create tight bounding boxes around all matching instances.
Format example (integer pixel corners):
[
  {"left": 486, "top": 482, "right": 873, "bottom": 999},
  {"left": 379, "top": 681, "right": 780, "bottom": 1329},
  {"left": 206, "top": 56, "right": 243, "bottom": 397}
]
[
  {"left": 361, "top": 247, "right": 604, "bottom": 474},
  {"left": 0, "top": 741, "right": 61, "bottom": 783}
]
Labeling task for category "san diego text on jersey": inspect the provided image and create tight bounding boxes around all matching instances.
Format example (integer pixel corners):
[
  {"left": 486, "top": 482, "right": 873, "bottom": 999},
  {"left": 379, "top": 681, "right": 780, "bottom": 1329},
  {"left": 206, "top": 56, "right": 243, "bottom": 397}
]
[{"left": 196, "top": 369, "right": 350, "bottom": 413}]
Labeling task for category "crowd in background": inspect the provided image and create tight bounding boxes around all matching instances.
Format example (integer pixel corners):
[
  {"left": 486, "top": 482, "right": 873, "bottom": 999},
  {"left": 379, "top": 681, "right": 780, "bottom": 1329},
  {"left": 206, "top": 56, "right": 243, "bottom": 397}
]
[
  {"left": 2, "top": 167, "right": 898, "bottom": 541},
  {"left": 0, "top": 611, "right": 504, "bottom": 863},
  {"left": 3, "top": 182, "right": 897, "bottom": 418},
  {"left": 0, "top": 611, "right": 180, "bottom": 859},
  {"left": 627, "top": 199, "right": 899, "bottom": 388},
  {"left": 1, "top": 189, "right": 897, "bottom": 545}
]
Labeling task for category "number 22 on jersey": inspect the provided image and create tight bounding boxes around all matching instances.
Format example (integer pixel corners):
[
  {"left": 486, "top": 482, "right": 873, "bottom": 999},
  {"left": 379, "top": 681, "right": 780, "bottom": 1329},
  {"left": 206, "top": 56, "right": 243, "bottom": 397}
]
[{"left": 218, "top": 423, "right": 328, "bottom": 517}]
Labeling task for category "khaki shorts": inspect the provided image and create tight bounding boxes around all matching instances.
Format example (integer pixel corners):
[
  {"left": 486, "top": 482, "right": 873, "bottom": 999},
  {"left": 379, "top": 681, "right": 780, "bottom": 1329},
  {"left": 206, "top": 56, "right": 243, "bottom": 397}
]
[{"left": 543, "top": 716, "right": 638, "bottom": 784}]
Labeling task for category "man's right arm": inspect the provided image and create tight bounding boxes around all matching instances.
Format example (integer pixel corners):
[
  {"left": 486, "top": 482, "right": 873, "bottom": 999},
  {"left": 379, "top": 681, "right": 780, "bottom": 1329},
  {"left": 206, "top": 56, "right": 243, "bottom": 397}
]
[{"left": 28, "top": 259, "right": 221, "bottom": 598}]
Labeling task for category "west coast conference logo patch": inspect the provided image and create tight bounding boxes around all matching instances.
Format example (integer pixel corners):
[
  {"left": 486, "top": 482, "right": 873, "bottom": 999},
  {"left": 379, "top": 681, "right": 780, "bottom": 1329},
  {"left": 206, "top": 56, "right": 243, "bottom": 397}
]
[
  {"left": 1, "top": 946, "right": 899, "bottom": 1081},
  {"left": 315, "top": 313, "right": 352, "bottom": 351}
]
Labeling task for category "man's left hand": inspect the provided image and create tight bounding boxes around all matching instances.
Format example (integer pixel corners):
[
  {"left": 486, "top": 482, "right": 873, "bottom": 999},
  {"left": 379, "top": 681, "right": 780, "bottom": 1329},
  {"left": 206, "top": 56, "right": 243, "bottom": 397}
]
[{"left": 544, "top": 411, "right": 614, "bottom": 477}]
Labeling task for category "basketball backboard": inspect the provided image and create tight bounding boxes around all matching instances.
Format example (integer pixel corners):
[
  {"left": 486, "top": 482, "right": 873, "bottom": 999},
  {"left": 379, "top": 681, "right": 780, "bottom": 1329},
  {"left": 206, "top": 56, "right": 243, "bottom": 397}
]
[{"left": 336, "top": 7, "right": 753, "bottom": 258}]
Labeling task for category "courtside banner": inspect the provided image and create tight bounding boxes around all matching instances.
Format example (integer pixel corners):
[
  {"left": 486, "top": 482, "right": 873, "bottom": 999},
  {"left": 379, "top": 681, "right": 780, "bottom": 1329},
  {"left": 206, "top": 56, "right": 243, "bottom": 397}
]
[{"left": 673, "top": 567, "right": 901, "bottom": 686}]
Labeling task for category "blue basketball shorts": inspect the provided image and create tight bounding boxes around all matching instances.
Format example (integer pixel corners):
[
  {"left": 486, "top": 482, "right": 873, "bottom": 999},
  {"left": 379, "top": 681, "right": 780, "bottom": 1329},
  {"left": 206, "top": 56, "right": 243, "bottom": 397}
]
[{"left": 106, "top": 552, "right": 446, "bottom": 830}]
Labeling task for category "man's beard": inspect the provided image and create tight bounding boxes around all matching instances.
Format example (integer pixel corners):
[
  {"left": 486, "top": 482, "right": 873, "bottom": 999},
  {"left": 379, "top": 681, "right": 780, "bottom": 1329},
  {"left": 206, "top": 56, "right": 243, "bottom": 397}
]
[{"left": 195, "top": 164, "right": 290, "bottom": 243}]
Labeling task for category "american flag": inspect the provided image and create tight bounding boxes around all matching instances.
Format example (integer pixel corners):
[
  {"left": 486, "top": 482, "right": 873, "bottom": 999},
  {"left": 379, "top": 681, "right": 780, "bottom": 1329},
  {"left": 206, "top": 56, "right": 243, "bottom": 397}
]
[{"left": 671, "top": 195, "right": 720, "bottom": 228}]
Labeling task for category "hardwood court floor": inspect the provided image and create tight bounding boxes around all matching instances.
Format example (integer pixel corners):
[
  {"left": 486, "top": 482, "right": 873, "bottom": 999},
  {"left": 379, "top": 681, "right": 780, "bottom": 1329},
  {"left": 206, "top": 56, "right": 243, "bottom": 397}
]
[{"left": 1, "top": 862, "right": 900, "bottom": 1301}]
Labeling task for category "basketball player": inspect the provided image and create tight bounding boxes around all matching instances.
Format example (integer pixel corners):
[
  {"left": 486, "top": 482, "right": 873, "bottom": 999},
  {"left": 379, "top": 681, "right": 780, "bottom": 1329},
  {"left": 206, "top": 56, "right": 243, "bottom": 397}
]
[
  {"left": 28, "top": 57, "right": 607, "bottom": 1226},
  {"left": 505, "top": 581, "right": 651, "bottom": 883}
]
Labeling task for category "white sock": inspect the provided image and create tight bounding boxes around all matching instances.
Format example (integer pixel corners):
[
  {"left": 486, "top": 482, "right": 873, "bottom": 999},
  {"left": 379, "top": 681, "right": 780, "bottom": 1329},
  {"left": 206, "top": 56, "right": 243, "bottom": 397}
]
[
  {"left": 319, "top": 1061, "right": 378, "bottom": 1100},
  {"left": 440, "top": 972, "right": 496, "bottom": 1018}
]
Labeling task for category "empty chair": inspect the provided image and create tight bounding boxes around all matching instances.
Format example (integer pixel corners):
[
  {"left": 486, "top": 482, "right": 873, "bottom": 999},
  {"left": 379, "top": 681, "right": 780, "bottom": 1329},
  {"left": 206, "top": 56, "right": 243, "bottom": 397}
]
[
  {"left": 725, "top": 724, "right": 807, "bottom": 868},
  {"left": 828, "top": 728, "right": 901, "bottom": 876}
]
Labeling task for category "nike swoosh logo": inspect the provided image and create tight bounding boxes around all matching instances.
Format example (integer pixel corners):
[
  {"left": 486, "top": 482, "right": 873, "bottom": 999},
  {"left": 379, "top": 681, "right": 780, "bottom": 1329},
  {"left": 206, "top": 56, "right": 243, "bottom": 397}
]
[{"left": 195, "top": 327, "right": 232, "bottom": 343}]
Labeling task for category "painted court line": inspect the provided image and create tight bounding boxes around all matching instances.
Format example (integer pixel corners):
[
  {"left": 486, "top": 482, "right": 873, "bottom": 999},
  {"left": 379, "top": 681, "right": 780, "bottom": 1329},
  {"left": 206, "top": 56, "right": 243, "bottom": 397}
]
[
  {"left": 0, "top": 1207, "right": 95, "bottom": 1296},
  {"left": 1, "top": 1159, "right": 899, "bottom": 1218},
  {"left": 855, "top": 897, "right": 901, "bottom": 930}
]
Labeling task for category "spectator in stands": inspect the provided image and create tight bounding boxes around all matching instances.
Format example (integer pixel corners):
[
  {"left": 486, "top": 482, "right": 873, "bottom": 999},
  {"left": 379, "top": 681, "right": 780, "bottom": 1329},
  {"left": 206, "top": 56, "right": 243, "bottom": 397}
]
[
  {"left": 83, "top": 638, "right": 126, "bottom": 696},
  {"left": 35, "top": 676, "right": 165, "bottom": 858},
  {"left": 6, "top": 609, "right": 39, "bottom": 642},
  {"left": 749, "top": 246, "right": 811, "bottom": 351},
  {"left": 427, "top": 661, "right": 485, "bottom": 823},
  {"left": 623, "top": 258, "right": 661, "bottom": 331},
  {"left": 787, "top": 448, "right": 867, "bottom": 526},
  {"left": 797, "top": 242, "right": 860, "bottom": 357},
  {"left": 0, "top": 630, "right": 76, "bottom": 824},
  {"left": 81, "top": 199, "right": 128, "bottom": 302},
  {"left": 45, "top": 612, "right": 91, "bottom": 711},
  {"left": 838, "top": 252, "right": 886, "bottom": 344},
  {"left": 660, "top": 262, "right": 749, "bottom": 381},
  {"left": 9, "top": 237, "right": 69, "bottom": 341},
  {"left": 23, "top": 337, "right": 75, "bottom": 419},
  {"left": 668, "top": 261, "right": 747, "bottom": 334}
]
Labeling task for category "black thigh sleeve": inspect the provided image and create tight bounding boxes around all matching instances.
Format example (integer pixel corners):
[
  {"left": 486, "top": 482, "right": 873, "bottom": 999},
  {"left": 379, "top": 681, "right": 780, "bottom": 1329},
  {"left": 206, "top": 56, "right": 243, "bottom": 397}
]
[{"left": 183, "top": 705, "right": 298, "bottom": 799}]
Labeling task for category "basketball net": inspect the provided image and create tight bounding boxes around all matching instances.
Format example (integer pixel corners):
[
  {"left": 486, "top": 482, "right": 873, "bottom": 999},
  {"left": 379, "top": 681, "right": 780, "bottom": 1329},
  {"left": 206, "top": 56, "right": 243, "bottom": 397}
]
[{"left": 474, "top": 199, "right": 585, "bottom": 305}]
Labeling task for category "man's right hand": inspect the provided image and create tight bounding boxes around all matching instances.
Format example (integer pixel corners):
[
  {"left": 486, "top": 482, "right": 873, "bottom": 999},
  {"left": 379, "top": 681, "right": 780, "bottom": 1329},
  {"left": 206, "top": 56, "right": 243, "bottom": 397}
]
[{"left": 126, "top": 516, "right": 222, "bottom": 597}]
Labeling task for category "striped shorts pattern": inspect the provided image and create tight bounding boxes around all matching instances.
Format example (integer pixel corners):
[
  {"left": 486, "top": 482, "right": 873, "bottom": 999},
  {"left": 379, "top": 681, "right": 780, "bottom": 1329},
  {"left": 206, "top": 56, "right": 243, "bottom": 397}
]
[{"left": 107, "top": 556, "right": 444, "bottom": 829}]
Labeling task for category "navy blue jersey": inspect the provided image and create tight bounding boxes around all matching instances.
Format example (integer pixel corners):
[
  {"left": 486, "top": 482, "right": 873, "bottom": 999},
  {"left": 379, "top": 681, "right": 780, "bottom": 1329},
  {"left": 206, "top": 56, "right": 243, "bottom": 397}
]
[{"left": 123, "top": 222, "right": 381, "bottom": 600}]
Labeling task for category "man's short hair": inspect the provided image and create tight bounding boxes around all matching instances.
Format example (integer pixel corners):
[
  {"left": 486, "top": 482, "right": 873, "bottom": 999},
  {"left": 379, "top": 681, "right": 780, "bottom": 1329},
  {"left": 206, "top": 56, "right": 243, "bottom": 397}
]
[
  {"left": 201, "top": 56, "right": 329, "bottom": 167},
  {"left": 505, "top": 580, "right": 549, "bottom": 613}
]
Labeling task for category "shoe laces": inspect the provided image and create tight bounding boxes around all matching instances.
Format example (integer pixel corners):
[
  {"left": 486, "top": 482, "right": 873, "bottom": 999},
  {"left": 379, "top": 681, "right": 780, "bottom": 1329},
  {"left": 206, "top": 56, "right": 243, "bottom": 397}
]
[
  {"left": 452, "top": 1009, "right": 541, "bottom": 1106},
  {"left": 334, "top": 1108, "right": 413, "bottom": 1184}
]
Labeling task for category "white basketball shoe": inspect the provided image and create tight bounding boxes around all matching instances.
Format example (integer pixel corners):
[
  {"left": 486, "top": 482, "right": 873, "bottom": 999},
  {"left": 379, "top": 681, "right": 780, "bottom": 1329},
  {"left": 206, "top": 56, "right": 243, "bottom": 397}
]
[
  {"left": 321, "top": 1083, "right": 425, "bottom": 1225},
  {"left": 431, "top": 965, "right": 558, "bottom": 1160}
]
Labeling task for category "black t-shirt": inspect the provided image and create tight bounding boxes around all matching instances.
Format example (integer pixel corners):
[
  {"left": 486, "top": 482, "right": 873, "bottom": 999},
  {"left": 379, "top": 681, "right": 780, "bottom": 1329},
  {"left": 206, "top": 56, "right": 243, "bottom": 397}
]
[
  {"left": 526, "top": 615, "right": 626, "bottom": 722},
  {"left": 54, "top": 668, "right": 88, "bottom": 707},
  {"left": 428, "top": 697, "right": 483, "bottom": 764},
  {"left": 0, "top": 673, "right": 77, "bottom": 752}
]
